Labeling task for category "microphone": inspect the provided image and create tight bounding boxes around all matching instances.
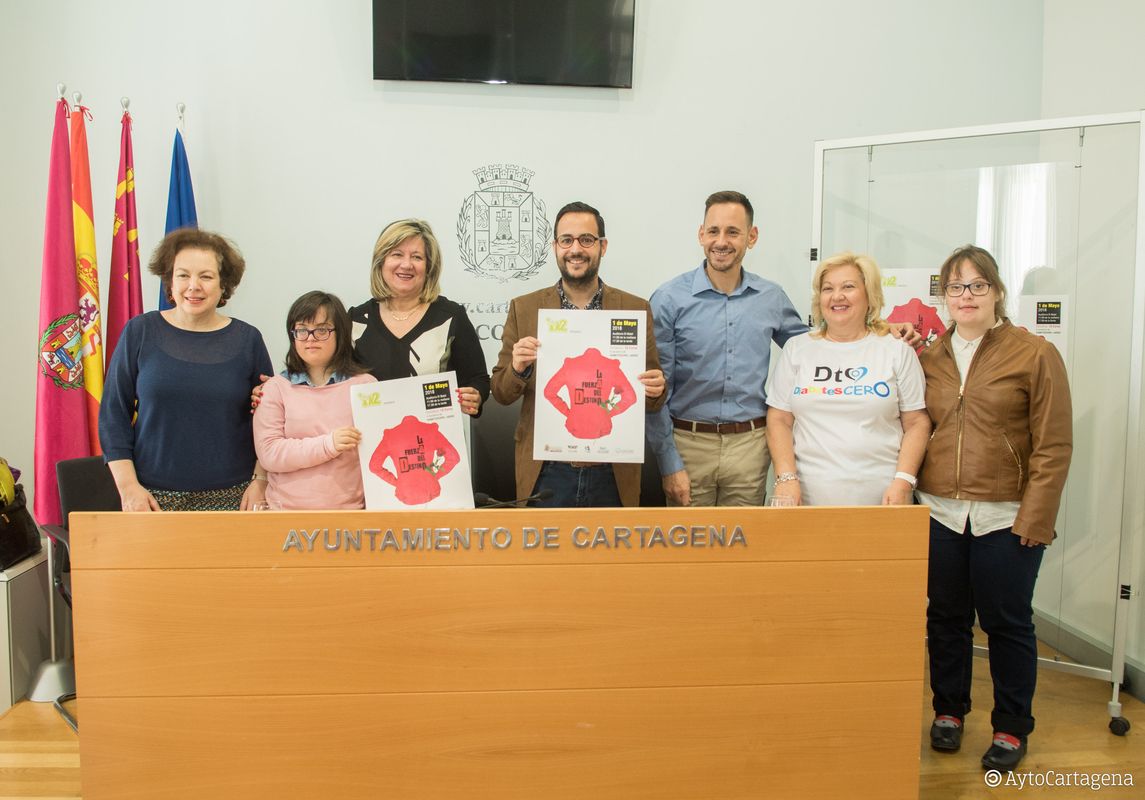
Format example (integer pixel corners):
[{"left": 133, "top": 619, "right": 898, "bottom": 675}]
[{"left": 474, "top": 488, "right": 554, "bottom": 508}]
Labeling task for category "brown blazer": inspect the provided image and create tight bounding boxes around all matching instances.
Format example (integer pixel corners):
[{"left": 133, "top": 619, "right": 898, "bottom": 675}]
[{"left": 490, "top": 284, "right": 665, "bottom": 506}]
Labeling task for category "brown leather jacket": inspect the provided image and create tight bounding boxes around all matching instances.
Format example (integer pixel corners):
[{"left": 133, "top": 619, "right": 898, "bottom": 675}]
[{"left": 916, "top": 321, "right": 1072, "bottom": 545}]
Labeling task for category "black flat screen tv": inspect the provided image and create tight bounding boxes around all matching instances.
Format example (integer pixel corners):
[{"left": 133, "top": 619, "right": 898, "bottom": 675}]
[{"left": 372, "top": 0, "right": 635, "bottom": 88}]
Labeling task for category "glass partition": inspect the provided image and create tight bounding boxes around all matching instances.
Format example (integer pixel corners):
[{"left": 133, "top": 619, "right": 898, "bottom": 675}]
[{"left": 818, "top": 120, "right": 1141, "bottom": 672}]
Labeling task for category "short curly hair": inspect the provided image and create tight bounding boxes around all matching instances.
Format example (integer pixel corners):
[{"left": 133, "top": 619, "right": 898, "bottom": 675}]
[{"left": 148, "top": 228, "right": 246, "bottom": 308}]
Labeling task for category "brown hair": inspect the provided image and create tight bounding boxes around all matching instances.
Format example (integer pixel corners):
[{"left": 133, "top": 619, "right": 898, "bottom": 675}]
[
  {"left": 283, "top": 291, "right": 366, "bottom": 378},
  {"left": 704, "top": 190, "right": 754, "bottom": 225},
  {"left": 810, "top": 251, "right": 889, "bottom": 336},
  {"left": 369, "top": 219, "right": 442, "bottom": 305},
  {"left": 553, "top": 201, "right": 606, "bottom": 238},
  {"left": 148, "top": 228, "right": 246, "bottom": 307},
  {"left": 939, "top": 245, "right": 1008, "bottom": 321}
]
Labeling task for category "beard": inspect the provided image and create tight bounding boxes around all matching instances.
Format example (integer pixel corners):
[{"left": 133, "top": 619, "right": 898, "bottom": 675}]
[
  {"left": 557, "top": 254, "right": 601, "bottom": 288},
  {"left": 705, "top": 247, "right": 743, "bottom": 273}
]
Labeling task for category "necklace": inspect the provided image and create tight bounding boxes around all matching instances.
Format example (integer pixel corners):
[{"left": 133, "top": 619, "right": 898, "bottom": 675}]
[{"left": 384, "top": 301, "right": 423, "bottom": 321}]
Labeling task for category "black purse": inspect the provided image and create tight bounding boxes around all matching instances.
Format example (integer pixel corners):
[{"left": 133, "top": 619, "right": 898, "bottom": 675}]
[{"left": 0, "top": 485, "right": 43, "bottom": 569}]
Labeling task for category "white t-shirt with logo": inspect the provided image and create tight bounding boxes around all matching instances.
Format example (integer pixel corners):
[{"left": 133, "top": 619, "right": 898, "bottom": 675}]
[{"left": 767, "top": 331, "right": 926, "bottom": 506}]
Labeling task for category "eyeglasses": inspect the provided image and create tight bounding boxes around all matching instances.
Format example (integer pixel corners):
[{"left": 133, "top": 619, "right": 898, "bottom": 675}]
[
  {"left": 944, "top": 281, "right": 992, "bottom": 297},
  {"left": 555, "top": 234, "right": 602, "bottom": 249},
  {"left": 290, "top": 327, "right": 335, "bottom": 341}
]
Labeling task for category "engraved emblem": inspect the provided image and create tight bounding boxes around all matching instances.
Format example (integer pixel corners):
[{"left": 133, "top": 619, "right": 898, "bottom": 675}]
[{"left": 457, "top": 164, "right": 549, "bottom": 282}]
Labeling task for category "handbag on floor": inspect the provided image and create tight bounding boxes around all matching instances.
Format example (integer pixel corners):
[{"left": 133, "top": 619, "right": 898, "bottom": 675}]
[{"left": 0, "top": 484, "right": 43, "bottom": 570}]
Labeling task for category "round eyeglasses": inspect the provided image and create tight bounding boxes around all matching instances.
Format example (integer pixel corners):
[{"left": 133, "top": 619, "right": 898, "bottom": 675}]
[
  {"left": 944, "top": 281, "right": 992, "bottom": 297},
  {"left": 555, "top": 234, "right": 602, "bottom": 249},
  {"left": 290, "top": 327, "right": 335, "bottom": 341}
]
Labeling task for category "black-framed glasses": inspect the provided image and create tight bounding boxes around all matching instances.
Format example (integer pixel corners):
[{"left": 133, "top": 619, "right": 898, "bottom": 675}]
[
  {"left": 290, "top": 327, "right": 335, "bottom": 341},
  {"left": 555, "top": 233, "right": 602, "bottom": 249},
  {"left": 944, "top": 281, "right": 992, "bottom": 297}
]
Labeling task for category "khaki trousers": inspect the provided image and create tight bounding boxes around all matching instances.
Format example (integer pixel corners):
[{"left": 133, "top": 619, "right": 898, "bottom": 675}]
[{"left": 669, "top": 426, "right": 770, "bottom": 507}]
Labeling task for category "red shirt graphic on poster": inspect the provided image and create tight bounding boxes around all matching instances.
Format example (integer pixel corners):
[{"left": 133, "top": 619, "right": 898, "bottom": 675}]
[
  {"left": 542, "top": 347, "right": 636, "bottom": 439},
  {"left": 368, "top": 415, "right": 460, "bottom": 505},
  {"left": 888, "top": 297, "right": 946, "bottom": 349}
]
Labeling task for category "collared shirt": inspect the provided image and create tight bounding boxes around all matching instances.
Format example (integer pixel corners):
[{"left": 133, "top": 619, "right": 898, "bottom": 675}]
[
  {"left": 556, "top": 278, "right": 604, "bottom": 310},
  {"left": 646, "top": 262, "right": 807, "bottom": 474},
  {"left": 917, "top": 320, "right": 1020, "bottom": 536},
  {"left": 283, "top": 370, "right": 351, "bottom": 387}
]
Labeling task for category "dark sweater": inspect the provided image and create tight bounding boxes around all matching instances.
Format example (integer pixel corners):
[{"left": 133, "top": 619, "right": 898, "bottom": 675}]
[{"left": 99, "top": 311, "right": 273, "bottom": 491}]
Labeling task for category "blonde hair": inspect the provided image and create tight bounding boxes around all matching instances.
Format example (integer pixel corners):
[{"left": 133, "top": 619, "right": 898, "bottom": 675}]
[
  {"left": 810, "top": 251, "right": 889, "bottom": 336},
  {"left": 369, "top": 219, "right": 443, "bottom": 304}
]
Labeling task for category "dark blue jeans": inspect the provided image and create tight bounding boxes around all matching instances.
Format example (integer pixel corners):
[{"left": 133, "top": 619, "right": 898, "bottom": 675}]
[
  {"left": 927, "top": 516, "right": 1044, "bottom": 738},
  {"left": 530, "top": 462, "right": 621, "bottom": 508}
]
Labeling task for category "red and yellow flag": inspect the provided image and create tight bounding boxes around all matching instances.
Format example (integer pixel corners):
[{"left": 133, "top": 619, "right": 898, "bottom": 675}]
[
  {"left": 34, "top": 99, "right": 91, "bottom": 525},
  {"left": 105, "top": 111, "right": 142, "bottom": 368},
  {"left": 69, "top": 105, "right": 103, "bottom": 454}
]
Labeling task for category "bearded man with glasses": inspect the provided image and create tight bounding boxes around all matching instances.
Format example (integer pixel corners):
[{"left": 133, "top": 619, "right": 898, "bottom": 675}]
[{"left": 491, "top": 201, "right": 666, "bottom": 507}]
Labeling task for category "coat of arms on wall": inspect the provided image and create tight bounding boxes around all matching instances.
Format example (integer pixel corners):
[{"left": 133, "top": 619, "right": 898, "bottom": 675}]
[{"left": 457, "top": 164, "right": 549, "bottom": 283}]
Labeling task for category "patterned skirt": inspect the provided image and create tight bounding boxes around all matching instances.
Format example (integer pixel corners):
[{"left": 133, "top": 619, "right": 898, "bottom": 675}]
[{"left": 147, "top": 481, "right": 250, "bottom": 511}]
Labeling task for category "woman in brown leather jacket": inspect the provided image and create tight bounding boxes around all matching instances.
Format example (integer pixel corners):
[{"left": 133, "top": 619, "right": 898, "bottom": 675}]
[{"left": 916, "top": 245, "right": 1072, "bottom": 772}]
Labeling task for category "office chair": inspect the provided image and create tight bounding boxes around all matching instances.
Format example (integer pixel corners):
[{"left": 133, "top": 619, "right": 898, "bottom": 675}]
[{"left": 39, "top": 456, "right": 120, "bottom": 732}]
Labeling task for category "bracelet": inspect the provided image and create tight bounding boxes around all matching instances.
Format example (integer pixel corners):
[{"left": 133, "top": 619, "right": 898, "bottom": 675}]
[
  {"left": 252, "top": 473, "right": 268, "bottom": 482},
  {"left": 894, "top": 471, "right": 917, "bottom": 488},
  {"left": 773, "top": 472, "right": 799, "bottom": 488}
]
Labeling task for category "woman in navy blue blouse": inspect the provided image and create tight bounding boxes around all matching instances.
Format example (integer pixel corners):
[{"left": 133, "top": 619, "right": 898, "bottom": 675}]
[{"left": 99, "top": 229, "right": 272, "bottom": 511}]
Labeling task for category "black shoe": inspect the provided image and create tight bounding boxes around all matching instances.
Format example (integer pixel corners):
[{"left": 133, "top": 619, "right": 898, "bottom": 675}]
[
  {"left": 981, "top": 733, "right": 1027, "bottom": 771},
  {"left": 929, "top": 716, "right": 963, "bottom": 752}
]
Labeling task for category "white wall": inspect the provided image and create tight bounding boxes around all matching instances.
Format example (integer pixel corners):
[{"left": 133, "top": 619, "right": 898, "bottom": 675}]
[
  {"left": 1041, "top": 0, "right": 1145, "bottom": 119},
  {"left": 1040, "top": 0, "right": 1145, "bottom": 678},
  {"left": 0, "top": 0, "right": 1047, "bottom": 511}
]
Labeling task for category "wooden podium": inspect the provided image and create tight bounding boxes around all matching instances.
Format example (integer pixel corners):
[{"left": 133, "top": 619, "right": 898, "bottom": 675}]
[{"left": 70, "top": 506, "right": 928, "bottom": 799}]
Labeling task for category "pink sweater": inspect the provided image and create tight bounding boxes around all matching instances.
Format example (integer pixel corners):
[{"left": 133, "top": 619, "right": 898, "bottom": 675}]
[{"left": 253, "top": 374, "right": 375, "bottom": 509}]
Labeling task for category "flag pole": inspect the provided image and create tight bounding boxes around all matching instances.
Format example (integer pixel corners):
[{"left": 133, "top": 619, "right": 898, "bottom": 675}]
[{"left": 29, "top": 85, "right": 80, "bottom": 708}]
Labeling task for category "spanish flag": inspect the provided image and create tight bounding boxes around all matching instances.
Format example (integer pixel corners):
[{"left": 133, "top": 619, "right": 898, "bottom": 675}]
[
  {"left": 69, "top": 104, "right": 103, "bottom": 454},
  {"left": 34, "top": 99, "right": 91, "bottom": 526},
  {"left": 104, "top": 110, "right": 142, "bottom": 368}
]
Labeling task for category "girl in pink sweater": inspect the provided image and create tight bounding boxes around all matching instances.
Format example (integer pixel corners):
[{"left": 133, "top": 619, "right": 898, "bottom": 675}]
[{"left": 253, "top": 292, "right": 374, "bottom": 509}]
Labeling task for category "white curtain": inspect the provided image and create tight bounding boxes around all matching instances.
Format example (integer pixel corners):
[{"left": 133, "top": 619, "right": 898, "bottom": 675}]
[{"left": 975, "top": 163, "right": 1057, "bottom": 314}]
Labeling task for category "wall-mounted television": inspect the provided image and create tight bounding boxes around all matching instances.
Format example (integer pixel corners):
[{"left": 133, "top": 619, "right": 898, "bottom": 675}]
[{"left": 372, "top": 0, "right": 635, "bottom": 89}]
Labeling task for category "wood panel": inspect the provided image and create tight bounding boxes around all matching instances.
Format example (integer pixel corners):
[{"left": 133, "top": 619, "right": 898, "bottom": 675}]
[
  {"left": 69, "top": 507, "right": 929, "bottom": 798},
  {"left": 73, "top": 560, "right": 926, "bottom": 696},
  {"left": 78, "top": 681, "right": 922, "bottom": 800},
  {"left": 68, "top": 506, "right": 930, "bottom": 569},
  {"left": 7, "top": 647, "right": 1145, "bottom": 800}
]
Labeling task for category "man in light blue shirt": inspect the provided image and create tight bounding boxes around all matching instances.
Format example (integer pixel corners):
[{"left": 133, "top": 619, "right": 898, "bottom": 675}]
[{"left": 648, "top": 190, "right": 807, "bottom": 506}]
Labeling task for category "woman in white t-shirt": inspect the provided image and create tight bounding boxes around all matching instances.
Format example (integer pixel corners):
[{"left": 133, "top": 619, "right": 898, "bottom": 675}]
[{"left": 766, "top": 252, "right": 931, "bottom": 506}]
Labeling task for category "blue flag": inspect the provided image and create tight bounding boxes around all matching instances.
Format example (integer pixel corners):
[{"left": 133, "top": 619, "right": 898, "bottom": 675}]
[{"left": 158, "top": 129, "right": 198, "bottom": 310}]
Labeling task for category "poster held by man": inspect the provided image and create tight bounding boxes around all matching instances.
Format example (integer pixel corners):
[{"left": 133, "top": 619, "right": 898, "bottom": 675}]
[{"left": 532, "top": 308, "right": 647, "bottom": 464}]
